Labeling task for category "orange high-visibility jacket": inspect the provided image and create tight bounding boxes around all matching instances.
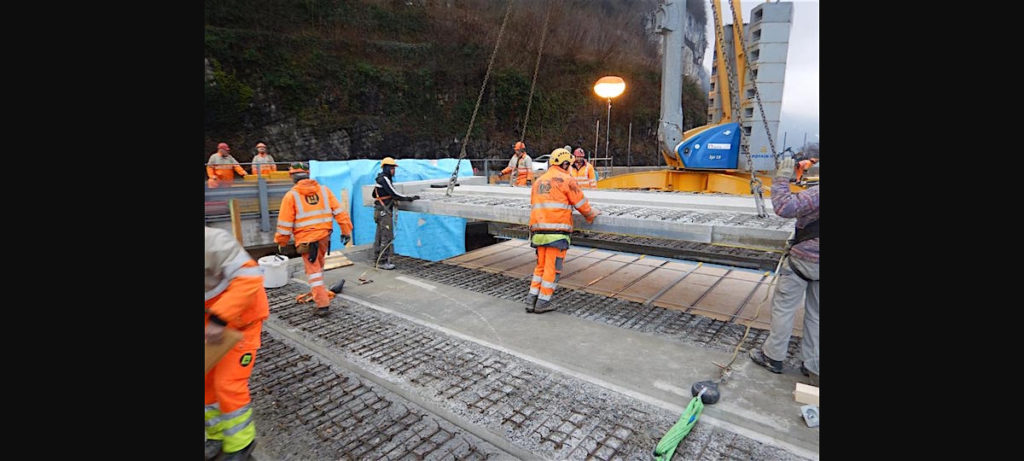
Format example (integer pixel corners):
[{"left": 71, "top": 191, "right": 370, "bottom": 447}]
[
  {"left": 251, "top": 153, "right": 277, "bottom": 175},
  {"left": 275, "top": 179, "right": 353, "bottom": 246},
  {"left": 529, "top": 166, "right": 596, "bottom": 233},
  {"left": 570, "top": 162, "right": 596, "bottom": 188},
  {"left": 205, "top": 227, "right": 269, "bottom": 330},
  {"left": 501, "top": 153, "right": 534, "bottom": 185},
  {"left": 207, "top": 153, "right": 248, "bottom": 181},
  {"left": 795, "top": 159, "right": 816, "bottom": 181}
]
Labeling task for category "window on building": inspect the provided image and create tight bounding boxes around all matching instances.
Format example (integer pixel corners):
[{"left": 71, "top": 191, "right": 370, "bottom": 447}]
[
  {"left": 753, "top": 9, "right": 763, "bottom": 23},
  {"left": 746, "top": 88, "right": 755, "bottom": 99},
  {"left": 750, "top": 49, "right": 759, "bottom": 62},
  {"left": 751, "top": 68, "right": 758, "bottom": 80},
  {"left": 744, "top": 108, "right": 754, "bottom": 118},
  {"left": 743, "top": 125, "right": 752, "bottom": 136},
  {"left": 753, "top": 29, "right": 761, "bottom": 41}
]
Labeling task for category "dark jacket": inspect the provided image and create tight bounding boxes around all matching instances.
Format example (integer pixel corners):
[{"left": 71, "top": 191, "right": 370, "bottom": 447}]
[{"left": 372, "top": 172, "right": 413, "bottom": 209}]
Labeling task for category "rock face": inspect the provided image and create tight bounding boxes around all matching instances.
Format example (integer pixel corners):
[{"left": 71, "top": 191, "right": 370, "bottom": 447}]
[{"left": 205, "top": 0, "right": 711, "bottom": 166}]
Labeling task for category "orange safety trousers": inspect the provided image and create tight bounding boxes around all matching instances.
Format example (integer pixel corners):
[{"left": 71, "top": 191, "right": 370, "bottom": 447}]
[
  {"left": 303, "top": 236, "right": 331, "bottom": 308},
  {"left": 529, "top": 245, "right": 567, "bottom": 302},
  {"left": 204, "top": 320, "right": 263, "bottom": 414}
]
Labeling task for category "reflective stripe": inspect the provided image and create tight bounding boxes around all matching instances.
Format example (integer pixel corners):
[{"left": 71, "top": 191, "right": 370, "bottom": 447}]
[
  {"left": 206, "top": 403, "right": 219, "bottom": 411},
  {"left": 309, "top": 280, "right": 325, "bottom": 287},
  {"left": 531, "top": 223, "right": 573, "bottom": 231},
  {"left": 276, "top": 220, "right": 293, "bottom": 227},
  {"left": 295, "top": 216, "right": 333, "bottom": 227},
  {"left": 276, "top": 229, "right": 293, "bottom": 236},
  {"left": 307, "top": 272, "right": 323, "bottom": 279},
  {"left": 531, "top": 275, "right": 542, "bottom": 283},
  {"left": 205, "top": 252, "right": 255, "bottom": 301},
  {"left": 541, "top": 280, "right": 557, "bottom": 289},
  {"left": 529, "top": 287, "right": 539, "bottom": 295},
  {"left": 532, "top": 202, "right": 573, "bottom": 210},
  {"left": 219, "top": 404, "right": 250, "bottom": 421},
  {"left": 222, "top": 408, "right": 253, "bottom": 436},
  {"left": 538, "top": 293, "right": 552, "bottom": 301},
  {"left": 332, "top": 208, "right": 345, "bottom": 215},
  {"left": 383, "top": 176, "right": 410, "bottom": 199},
  {"left": 574, "top": 198, "right": 588, "bottom": 208}
]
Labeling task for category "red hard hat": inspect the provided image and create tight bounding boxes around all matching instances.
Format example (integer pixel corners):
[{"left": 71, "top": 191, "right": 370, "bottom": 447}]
[
  {"left": 514, "top": 141, "right": 526, "bottom": 150},
  {"left": 217, "top": 142, "right": 230, "bottom": 151}
]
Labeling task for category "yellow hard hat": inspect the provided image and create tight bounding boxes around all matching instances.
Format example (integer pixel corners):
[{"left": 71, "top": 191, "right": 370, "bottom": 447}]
[
  {"left": 382, "top": 157, "right": 398, "bottom": 166},
  {"left": 550, "top": 148, "right": 573, "bottom": 166}
]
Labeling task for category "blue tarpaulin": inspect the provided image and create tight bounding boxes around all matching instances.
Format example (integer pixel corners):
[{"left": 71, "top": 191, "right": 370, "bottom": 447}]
[{"left": 309, "top": 159, "right": 473, "bottom": 261}]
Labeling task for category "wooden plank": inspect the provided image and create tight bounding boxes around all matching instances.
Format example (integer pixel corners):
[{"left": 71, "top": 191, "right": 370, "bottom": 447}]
[
  {"left": 228, "top": 199, "right": 243, "bottom": 244},
  {"left": 651, "top": 273, "right": 721, "bottom": 309},
  {"left": 324, "top": 254, "right": 353, "bottom": 270},
  {"left": 447, "top": 240, "right": 518, "bottom": 264},
  {"left": 482, "top": 252, "right": 537, "bottom": 273},
  {"left": 561, "top": 261, "right": 627, "bottom": 290},
  {"left": 205, "top": 327, "right": 243, "bottom": 374},
  {"left": 617, "top": 267, "right": 686, "bottom": 303},
  {"left": 588, "top": 261, "right": 664, "bottom": 297},
  {"left": 461, "top": 246, "right": 531, "bottom": 269},
  {"left": 692, "top": 278, "right": 759, "bottom": 321},
  {"left": 794, "top": 383, "right": 819, "bottom": 406}
]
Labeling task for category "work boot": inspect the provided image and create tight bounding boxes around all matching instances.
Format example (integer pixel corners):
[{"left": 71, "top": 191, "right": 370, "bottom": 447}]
[
  {"left": 329, "top": 279, "right": 345, "bottom": 294},
  {"left": 204, "top": 439, "right": 222, "bottom": 460},
  {"left": 533, "top": 299, "right": 556, "bottom": 314},
  {"left": 800, "top": 364, "right": 820, "bottom": 386},
  {"left": 380, "top": 262, "right": 396, "bottom": 270},
  {"left": 525, "top": 294, "right": 537, "bottom": 313},
  {"left": 220, "top": 440, "right": 256, "bottom": 461},
  {"left": 314, "top": 306, "right": 330, "bottom": 317},
  {"left": 748, "top": 348, "right": 783, "bottom": 374}
]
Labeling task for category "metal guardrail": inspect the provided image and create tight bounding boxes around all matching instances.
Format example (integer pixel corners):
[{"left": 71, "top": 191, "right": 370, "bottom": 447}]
[{"left": 204, "top": 161, "right": 295, "bottom": 231}]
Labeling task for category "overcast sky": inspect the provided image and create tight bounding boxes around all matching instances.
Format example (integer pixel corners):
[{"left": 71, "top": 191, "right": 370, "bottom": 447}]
[{"left": 702, "top": 0, "right": 819, "bottom": 148}]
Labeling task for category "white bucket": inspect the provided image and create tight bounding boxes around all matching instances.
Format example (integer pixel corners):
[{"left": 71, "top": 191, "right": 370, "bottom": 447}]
[{"left": 258, "top": 255, "right": 290, "bottom": 288}]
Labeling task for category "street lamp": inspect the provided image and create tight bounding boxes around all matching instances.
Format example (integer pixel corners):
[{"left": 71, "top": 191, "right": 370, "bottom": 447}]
[{"left": 594, "top": 76, "right": 625, "bottom": 166}]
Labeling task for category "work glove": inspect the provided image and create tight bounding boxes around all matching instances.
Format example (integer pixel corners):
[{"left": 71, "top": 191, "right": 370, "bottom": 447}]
[
  {"left": 586, "top": 208, "right": 601, "bottom": 224},
  {"left": 411, "top": 195, "right": 421, "bottom": 201},
  {"left": 278, "top": 245, "right": 287, "bottom": 254},
  {"left": 526, "top": 180, "right": 532, "bottom": 186},
  {"left": 776, "top": 157, "right": 795, "bottom": 181},
  {"left": 341, "top": 234, "right": 351, "bottom": 245}
]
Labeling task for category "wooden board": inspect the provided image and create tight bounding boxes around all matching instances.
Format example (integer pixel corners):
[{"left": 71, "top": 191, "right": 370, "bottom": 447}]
[
  {"left": 324, "top": 252, "right": 354, "bottom": 270},
  {"left": 205, "top": 327, "right": 243, "bottom": 374},
  {"left": 794, "top": 382, "right": 819, "bottom": 406},
  {"left": 340, "top": 189, "right": 353, "bottom": 248}
]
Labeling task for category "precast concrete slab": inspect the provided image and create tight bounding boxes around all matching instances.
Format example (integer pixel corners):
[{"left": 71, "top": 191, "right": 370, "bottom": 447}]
[{"left": 362, "top": 180, "right": 796, "bottom": 250}]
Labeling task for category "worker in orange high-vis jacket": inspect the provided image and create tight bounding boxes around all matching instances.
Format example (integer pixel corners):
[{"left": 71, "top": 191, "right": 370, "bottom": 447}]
[
  {"left": 527, "top": 148, "right": 601, "bottom": 314},
  {"left": 205, "top": 227, "right": 269, "bottom": 461},
  {"left": 274, "top": 163, "right": 353, "bottom": 315},
  {"left": 251, "top": 142, "right": 277, "bottom": 176},
  {"left": 794, "top": 157, "right": 818, "bottom": 183},
  {"left": 500, "top": 141, "right": 534, "bottom": 187},
  {"left": 207, "top": 142, "right": 248, "bottom": 188},
  {"left": 569, "top": 148, "right": 597, "bottom": 188}
]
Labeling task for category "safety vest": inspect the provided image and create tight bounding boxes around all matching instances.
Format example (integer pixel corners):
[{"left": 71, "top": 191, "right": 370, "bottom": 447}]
[
  {"left": 275, "top": 180, "right": 352, "bottom": 245},
  {"left": 529, "top": 166, "right": 596, "bottom": 234},
  {"left": 251, "top": 154, "right": 277, "bottom": 174},
  {"left": 205, "top": 227, "right": 269, "bottom": 329},
  {"left": 207, "top": 153, "right": 246, "bottom": 178},
  {"left": 571, "top": 162, "right": 596, "bottom": 188},
  {"left": 502, "top": 154, "right": 534, "bottom": 186}
]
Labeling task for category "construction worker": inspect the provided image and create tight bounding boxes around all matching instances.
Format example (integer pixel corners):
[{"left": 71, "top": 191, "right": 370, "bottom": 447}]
[
  {"left": 205, "top": 226, "right": 269, "bottom": 461},
  {"left": 500, "top": 141, "right": 534, "bottom": 187},
  {"left": 749, "top": 156, "right": 819, "bottom": 386},
  {"left": 526, "top": 148, "right": 600, "bottom": 314},
  {"left": 371, "top": 157, "right": 420, "bottom": 270},
  {"left": 793, "top": 157, "right": 818, "bottom": 183},
  {"left": 274, "top": 163, "right": 353, "bottom": 315},
  {"left": 569, "top": 148, "right": 597, "bottom": 188},
  {"left": 207, "top": 142, "right": 248, "bottom": 188},
  {"left": 251, "top": 142, "right": 277, "bottom": 176}
]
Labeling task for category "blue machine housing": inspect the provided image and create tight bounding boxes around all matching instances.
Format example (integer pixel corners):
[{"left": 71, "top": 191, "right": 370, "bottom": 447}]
[{"left": 674, "top": 122, "right": 740, "bottom": 169}]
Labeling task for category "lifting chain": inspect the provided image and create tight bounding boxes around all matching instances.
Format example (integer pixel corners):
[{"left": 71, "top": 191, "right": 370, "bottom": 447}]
[{"left": 446, "top": 0, "right": 516, "bottom": 196}]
